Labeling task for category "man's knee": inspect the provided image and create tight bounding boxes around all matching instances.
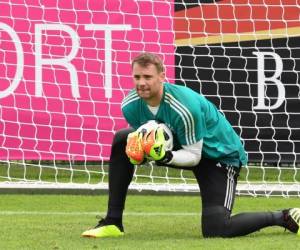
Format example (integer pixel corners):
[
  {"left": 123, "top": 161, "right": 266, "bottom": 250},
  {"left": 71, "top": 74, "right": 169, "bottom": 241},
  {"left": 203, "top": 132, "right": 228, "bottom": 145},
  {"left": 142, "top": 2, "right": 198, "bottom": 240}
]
[
  {"left": 110, "top": 128, "right": 134, "bottom": 159},
  {"left": 201, "top": 206, "right": 231, "bottom": 238},
  {"left": 112, "top": 128, "right": 134, "bottom": 146}
]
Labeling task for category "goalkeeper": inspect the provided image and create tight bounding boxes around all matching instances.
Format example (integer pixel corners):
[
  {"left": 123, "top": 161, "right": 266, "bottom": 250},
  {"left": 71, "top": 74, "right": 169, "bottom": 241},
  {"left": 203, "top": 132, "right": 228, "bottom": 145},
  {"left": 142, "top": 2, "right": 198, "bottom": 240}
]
[{"left": 82, "top": 52, "right": 300, "bottom": 238}]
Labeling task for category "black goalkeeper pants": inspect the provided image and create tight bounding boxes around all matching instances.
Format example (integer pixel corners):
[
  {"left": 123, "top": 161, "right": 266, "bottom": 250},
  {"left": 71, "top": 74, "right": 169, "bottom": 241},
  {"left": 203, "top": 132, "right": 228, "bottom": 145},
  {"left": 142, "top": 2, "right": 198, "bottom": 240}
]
[{"left": 107, "top": 128, "right": 285, "bottom": 237}]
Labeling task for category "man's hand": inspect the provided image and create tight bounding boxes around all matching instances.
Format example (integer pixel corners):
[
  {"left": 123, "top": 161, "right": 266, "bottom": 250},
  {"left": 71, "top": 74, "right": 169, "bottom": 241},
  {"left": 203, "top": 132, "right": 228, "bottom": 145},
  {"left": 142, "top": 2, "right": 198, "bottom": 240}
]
[
  {"left": 142, "top": 127, "right": 166, "bottom": 161},
  {"left": 125, "top": 131, "right": 145, "bottom": 165}
]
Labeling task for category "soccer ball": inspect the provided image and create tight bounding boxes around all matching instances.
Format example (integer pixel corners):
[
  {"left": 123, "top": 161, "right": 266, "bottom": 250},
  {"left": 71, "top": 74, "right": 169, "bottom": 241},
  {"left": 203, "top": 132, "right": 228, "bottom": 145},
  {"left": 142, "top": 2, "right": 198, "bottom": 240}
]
[{"left": 137, "top": 120, "right": 173, "bottom": 151}]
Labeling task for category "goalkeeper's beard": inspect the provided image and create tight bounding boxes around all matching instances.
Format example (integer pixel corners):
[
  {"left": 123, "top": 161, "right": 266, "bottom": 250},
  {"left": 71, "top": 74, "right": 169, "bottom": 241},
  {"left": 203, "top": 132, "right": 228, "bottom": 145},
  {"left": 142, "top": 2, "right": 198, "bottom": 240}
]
[
  {"left": 136, "top": 86, "right": 152, "bottom": 98},
  {"left": 136, "top": 86, "right": 163, "bottom": 106}
]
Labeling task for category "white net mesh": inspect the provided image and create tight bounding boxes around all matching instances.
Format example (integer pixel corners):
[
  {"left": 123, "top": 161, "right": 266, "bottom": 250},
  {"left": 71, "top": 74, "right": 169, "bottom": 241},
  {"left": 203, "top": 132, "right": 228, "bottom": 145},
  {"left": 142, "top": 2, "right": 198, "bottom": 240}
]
[{"left": 1, "top": 0, "right": 300, "bottom": 196}]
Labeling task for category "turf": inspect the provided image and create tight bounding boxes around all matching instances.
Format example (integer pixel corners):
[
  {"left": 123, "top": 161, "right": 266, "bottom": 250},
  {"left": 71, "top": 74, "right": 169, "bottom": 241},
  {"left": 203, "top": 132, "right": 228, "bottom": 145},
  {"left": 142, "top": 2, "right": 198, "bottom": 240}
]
[{"left": 1, "top": 194, "right": 300, "bottom": 250}]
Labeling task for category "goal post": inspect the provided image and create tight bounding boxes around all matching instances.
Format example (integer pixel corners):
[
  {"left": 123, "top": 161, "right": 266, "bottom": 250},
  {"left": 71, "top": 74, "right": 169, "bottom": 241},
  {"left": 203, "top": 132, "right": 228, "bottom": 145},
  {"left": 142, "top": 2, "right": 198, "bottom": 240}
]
[{"left": 1, "top": 0, "right": 300, "bottom": 196}]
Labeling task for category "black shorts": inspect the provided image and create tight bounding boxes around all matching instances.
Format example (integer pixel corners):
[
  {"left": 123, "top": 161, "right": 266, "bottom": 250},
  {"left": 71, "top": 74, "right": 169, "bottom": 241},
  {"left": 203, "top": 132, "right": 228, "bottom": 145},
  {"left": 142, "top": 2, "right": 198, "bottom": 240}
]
[{"left": 192, "top": 158, "right": 241, "bottom": 212}]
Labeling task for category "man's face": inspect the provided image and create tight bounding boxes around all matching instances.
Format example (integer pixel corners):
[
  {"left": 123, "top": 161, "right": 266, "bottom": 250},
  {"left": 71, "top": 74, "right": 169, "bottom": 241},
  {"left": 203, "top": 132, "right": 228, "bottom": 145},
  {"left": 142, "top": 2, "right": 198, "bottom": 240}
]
[{"left": 132, "top": 63, "right": 165, "bottom": 104}]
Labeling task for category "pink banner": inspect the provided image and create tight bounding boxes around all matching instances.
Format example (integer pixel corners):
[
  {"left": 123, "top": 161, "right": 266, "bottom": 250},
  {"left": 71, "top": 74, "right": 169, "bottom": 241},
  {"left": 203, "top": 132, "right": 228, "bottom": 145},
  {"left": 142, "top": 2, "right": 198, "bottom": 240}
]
[{"left": 0, "top": 0, "right": 174, "bottom": 160}]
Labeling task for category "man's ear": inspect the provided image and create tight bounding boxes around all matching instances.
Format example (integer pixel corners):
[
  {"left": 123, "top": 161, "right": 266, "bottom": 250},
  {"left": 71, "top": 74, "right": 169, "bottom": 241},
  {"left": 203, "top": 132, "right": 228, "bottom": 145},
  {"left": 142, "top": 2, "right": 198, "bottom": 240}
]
[{"left": 159, "top": 71, "right": 166, "bottom": 82}]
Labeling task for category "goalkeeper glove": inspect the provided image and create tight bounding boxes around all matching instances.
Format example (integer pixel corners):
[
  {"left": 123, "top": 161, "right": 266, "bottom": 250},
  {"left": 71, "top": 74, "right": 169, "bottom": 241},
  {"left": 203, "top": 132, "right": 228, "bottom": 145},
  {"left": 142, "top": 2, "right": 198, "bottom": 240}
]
[
  {"left": 125, "top": 131, "right": 145, "bottom": 165},
  {"left": 142, "top": 127, "right": 173, "bottom": 164}
]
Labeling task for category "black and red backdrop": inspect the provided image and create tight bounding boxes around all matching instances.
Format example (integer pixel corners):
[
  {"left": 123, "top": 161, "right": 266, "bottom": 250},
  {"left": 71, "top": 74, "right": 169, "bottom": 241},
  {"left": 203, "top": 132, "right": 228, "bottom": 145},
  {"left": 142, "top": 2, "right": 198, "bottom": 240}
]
[{"left": 174, "top": 0, "right": 300, "bottom": 164}]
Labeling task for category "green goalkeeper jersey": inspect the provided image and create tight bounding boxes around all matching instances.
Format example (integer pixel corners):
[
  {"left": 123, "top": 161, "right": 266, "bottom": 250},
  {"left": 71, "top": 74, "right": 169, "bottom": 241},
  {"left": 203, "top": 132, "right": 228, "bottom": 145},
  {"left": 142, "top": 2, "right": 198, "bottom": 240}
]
[{"left": 121, "top": 82, "right": 247, "bottom": 167}]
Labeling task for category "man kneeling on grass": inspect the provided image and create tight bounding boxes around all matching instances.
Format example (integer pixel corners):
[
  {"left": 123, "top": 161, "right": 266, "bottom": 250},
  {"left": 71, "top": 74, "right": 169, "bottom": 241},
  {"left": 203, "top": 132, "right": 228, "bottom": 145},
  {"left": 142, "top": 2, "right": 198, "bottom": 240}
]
[{"left": 82, "top": 52, "right": 300, "bottom": 238}]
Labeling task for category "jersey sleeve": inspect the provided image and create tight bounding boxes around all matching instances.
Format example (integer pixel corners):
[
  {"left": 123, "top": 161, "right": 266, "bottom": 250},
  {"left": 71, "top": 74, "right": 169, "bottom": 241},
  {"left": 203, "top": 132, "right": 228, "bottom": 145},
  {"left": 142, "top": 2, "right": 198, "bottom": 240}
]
[
  {"left": 122, "top": 105, "right": 140, "bottom": 130},
  {"left": 121, "top": 90, "right": 140, "bottom": 130}
]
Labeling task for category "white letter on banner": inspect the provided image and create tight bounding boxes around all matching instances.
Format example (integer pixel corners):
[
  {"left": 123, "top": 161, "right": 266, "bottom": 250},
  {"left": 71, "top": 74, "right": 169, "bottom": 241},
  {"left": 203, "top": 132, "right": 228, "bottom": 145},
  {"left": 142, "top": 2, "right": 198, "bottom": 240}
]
[
  {"left": 85, "top": 25, "right": 132, "bottom": 98},
  {"left": 253, "top": 52, "right": 285, "bottom": 110},
  {"left": 0, "top": 23, "right": 24, "bottom": 98},
  {"left": 35, "top": 24, "right": 80, "bottom": 97}
]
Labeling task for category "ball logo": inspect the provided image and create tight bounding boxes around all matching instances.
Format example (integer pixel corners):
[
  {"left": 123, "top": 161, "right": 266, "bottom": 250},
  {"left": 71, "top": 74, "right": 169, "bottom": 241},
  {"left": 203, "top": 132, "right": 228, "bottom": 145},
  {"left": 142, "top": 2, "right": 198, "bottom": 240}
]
[{"left": 153, "top": 145, "right": 162, "bottom": 156}]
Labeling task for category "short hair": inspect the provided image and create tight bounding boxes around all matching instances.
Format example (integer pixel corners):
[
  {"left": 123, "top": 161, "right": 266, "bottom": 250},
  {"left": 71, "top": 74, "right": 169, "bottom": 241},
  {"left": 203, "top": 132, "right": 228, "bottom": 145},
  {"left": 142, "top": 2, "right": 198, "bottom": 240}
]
[{"left": 131, "top": 52, "right": 165, "bottom": 73}]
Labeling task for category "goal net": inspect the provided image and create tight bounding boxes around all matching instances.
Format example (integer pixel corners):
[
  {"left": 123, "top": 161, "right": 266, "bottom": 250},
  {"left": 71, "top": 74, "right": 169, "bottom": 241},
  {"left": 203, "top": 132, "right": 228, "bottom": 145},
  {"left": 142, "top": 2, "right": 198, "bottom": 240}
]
[{"left": 1, "top": 0, "right": 300, "bottom": 196}]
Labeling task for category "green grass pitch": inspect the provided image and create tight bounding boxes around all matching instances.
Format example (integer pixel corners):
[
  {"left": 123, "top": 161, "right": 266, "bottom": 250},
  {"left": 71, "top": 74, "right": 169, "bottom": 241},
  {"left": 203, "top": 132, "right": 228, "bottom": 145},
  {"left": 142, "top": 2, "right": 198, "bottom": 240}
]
[{"left": 1, "top": 194, "right": 300, "bottom": 250}]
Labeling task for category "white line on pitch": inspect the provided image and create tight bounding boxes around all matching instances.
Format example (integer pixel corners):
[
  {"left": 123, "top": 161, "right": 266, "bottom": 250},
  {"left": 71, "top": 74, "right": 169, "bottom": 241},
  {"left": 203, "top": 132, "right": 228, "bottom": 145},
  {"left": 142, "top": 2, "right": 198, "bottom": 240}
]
[{"left": 0, "top": 211, "right": 199, "bottom": 216}]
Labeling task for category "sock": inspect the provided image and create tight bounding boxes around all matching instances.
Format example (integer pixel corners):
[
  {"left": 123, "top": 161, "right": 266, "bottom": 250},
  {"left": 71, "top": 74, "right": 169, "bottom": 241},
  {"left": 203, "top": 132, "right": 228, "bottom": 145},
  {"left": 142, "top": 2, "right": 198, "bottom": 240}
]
[
  {"left": 271, "top": 211, "right": 285, "bottom": 227},
  {"left": 105, "top": 216, "right": 124, "bottom": 231}
]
